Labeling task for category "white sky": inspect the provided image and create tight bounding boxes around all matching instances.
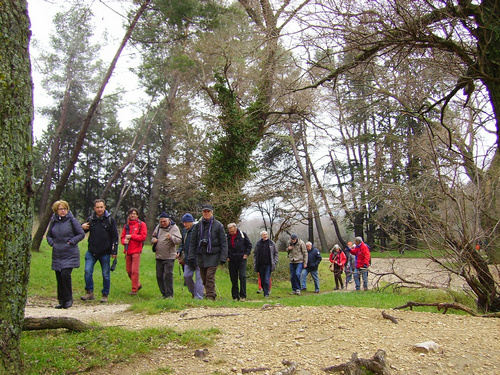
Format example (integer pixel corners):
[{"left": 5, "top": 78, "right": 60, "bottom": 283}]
[{"left": 28, "top": 0, "right": 145, "bottom": 139}]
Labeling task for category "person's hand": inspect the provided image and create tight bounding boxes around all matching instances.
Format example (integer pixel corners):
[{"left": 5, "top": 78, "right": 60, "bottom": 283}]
[
  {"left": 82, "top": 222, "right": 89, "bottom": 230},
  {"left": 124, "top": 238, "right": 130, "bottom": 245},
  {"left": 220, "top": 260, "right": 226, "bottom": 266},
  {"left": 243, "top": 254, "right": 248, "bottom": 259},
  {"left": 151, "top": 238, "right": 158, "bottom": 244},
  {"left": 125, "top": 234, "right": 131, "bottom": 240},
  {"left": 112, "top": 254, "right": 117, "bottom": 259},
  {"left": 165, "top": 233, "right": 171, "bottom": 240}
]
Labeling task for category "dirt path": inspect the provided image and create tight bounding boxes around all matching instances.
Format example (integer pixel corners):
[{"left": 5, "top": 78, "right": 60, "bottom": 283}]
[{"left": 24, "top": 259, "right": 500, "bottom": 375}]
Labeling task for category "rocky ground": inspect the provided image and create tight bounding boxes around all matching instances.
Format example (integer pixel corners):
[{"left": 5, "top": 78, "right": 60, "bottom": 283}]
[{"left": 24, "top": 259, "right": 500, "bottom": 375}]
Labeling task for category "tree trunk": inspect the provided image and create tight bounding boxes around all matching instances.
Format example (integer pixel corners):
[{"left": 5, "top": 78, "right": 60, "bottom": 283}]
[
  {"left": 31, "top": 0, "right": 151, "bottom": 251},
  {"left": 0, "top": 1, "right": 34, "bottom": 372},
  {"left": 146, "top": 73, "right": 180, "bottom": 236},
  {"left": 100, "top": 106, "right": 158, "bottom": 200},
  {"left": 38, "top": 83, "right": 72, "bottom": 221}
]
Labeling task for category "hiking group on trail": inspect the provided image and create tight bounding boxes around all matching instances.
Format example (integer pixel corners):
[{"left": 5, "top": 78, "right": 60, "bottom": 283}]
[{"left": 47, "top": 200, "right": 370, "bottom": 307}]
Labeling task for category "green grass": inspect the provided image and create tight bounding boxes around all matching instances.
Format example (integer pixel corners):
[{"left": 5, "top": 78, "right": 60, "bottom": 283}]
[
  {"left": 23, "top": 240, "right": 474, "bottom": 373},
  {"left": 22, "top": 326, "right": 219, "bottom": 375}
]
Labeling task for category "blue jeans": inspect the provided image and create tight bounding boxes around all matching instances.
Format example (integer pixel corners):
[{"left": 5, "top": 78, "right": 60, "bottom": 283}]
[
  {"left": 300, "top": 267, "right": 320, "bottom": 291},
  {"left": 257, "top": 264, "right": 271, "bottom": 296},
  {"left": 184, "top": 263, "right": 204, "bottom": 299},
  {"left": 354, "top": 268, "right": 368, "bottom": 290},
  {"left": 84, "top": 252, "right": 111, "bottom": 296},
  {"left": 345, "top": 254, "right": 355, "bottom": 284},
  {"left": 289, "top": 262, "right": 303, "bottom": 292}
]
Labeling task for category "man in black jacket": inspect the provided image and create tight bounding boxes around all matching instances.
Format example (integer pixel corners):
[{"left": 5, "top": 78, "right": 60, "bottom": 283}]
[
  {"left": 80, "top": 199, "right": 118, "bottom": 303},
  {"left": 227, "top": 223, "right": 252, "bottom": 301},
  {"left": 187, "top": 204, "right": 228, "bottom": 301}
]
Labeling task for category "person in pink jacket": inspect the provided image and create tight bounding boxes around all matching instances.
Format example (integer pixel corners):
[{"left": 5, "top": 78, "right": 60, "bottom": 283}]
[
  {"left": 350, "top": 237, "right": 371, "bottom": 291},
  {"left": 121, "top": 208, "right": 147, "bottom": 295},
  {"left": 329, "top": 244, "right": 346, "bottom": 290}
]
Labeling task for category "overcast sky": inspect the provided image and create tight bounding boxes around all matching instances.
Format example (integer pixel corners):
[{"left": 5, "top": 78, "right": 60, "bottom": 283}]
[{"left": 28, "top": 0, "right": 144, "bottom": 139}]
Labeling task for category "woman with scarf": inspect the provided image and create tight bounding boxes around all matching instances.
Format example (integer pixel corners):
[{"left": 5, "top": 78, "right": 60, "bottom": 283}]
[{"left": 187, "top": 204, "right": 227, "bottom": 300}]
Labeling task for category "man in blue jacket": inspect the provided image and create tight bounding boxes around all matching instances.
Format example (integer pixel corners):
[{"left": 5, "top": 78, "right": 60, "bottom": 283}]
[
  {"left": 80, "top": 199, "right": 118, "bottom": 303},
  {"left": 300, "top": 242, "right": 322, "bottom": 293}
]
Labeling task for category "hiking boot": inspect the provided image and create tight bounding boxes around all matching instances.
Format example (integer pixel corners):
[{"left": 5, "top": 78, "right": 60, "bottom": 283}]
[
  {"left": 81, "top": 291, "right": 95, "bottom": 301},
  {"left": 100, "top": 294, "right": 108, "bottom": 303},
  {"left": 295, "top": 290, "right": 301, "bottom": 296}
]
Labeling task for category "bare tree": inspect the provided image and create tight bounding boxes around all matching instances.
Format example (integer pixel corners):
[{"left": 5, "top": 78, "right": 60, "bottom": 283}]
[{"left": 31, "top": 0, "right": 151, "bottom": 251}]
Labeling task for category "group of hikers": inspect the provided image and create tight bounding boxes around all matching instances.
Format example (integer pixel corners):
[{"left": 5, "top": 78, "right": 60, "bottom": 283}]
[{"left": 46, "top": 199, "right": 370, "bottom": 309}]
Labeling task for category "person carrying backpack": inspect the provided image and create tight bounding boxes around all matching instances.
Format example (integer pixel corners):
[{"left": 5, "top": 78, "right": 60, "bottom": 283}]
[
  {"left": 121, "top": 207, "right": 147, "bottom": 295},
  {"left": 81, "top": 199, "right": 118, "bottom": 303}
]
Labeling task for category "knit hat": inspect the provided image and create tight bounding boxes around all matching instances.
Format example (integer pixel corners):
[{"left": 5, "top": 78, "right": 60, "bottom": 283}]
[
  {"left": 182, "top": 213, "right": 194, "bottom": 222},
  {"left": 159, "top": 212, "right": 169, "bottom": 218}
]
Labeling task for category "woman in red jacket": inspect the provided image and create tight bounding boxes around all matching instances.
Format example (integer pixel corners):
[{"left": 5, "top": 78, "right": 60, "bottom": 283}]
[
  {"left": 121, "top": 208, "right": 147, "bottom": 295},
  {"left": 329, "top": 245, "right": 346, "bottom": 290}
]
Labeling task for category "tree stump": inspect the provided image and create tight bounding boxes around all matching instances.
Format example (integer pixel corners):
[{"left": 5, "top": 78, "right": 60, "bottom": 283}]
[
  {"left": 23, "top": 317, "right": 97, "bottom": 332},
  {"left": 323, "top": 349, "right": 390, "bottom": 374}
]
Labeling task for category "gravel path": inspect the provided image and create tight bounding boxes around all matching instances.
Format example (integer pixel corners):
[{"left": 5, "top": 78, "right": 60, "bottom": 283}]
[{"left": 24, "top": 259, "right": 500, "bottom": 375}]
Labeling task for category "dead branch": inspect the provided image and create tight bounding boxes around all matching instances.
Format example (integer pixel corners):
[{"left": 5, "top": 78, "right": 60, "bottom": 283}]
[
  {"left": 23, "top": 317, "right": 97, "bottom": 332},
  {"left": 181, "top": 313, "right": 245, "bottom": 320},
  {"left": 241, "top": 367, "right": 271, "bottom": 373},
  {"left": 393, "top": 301, "right": 478, "bottom": 316},
  {"left": 323, "top": 349, "right": 390, "bottom": 374},
  {"left": 381, "top": 310, "right": 398, "bottom": 324}
]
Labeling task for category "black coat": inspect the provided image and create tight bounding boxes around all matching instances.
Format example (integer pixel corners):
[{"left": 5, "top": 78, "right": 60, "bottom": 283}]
[
  {"left": 85, "top": 210, "right": 118, "bottom": 257},
  {"left": 227, "top": 229, "right": 252, "bottom": 261},
  {"left": 188, "top": 217, "right": 228, "bottom": 268}
]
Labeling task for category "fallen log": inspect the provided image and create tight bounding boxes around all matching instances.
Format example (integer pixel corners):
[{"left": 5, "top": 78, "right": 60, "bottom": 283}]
[
  {"left": 394, "top": 301, "right": 500, "bottom": 318},
  {"left": 323, "top": 349, "right": 390, "bottom": 374},
  {"left": 23, "top": 317, "right": 97, "bottom": 332},
  {"left": 393, "top": 301, "right": 478, "bottom": 316}
]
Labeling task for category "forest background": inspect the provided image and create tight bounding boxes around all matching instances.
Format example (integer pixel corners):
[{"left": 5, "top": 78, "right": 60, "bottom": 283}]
[
  {"left": 1, "top": 0, "right": 500, "bottom": 372},
  {"left": 27, "top": 0, "right": 500, "bottom": 305}
]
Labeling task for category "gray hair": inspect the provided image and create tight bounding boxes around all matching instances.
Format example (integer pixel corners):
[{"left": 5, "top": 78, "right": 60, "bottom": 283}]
[
  {"left": 332, "top": 244, "right": 341, "bottom": 251},
  {"left": 227, "top": 223, "right": 237, "bottom": 229},
  {"left": 306, "top": 241, "right": 312, "bottom": 246},
  {"left": 354, "top": 236, "right": 363, "bottom": 243},
  {"left": 260, "top": 230, "right": 268, "bottom": 237}
]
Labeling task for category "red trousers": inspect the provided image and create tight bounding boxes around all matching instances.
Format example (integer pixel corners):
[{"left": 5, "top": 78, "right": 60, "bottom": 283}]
[{"left": 126, "top": 252, "right": 141, "bottom": 292}]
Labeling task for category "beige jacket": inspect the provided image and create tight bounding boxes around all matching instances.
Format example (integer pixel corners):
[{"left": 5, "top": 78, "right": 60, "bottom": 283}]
[
  {"left": 287, "top": 238, "right": 308, "bottom": 266},
  {"left": 152, "top": 223, "right": 182, "bottom": 260}
]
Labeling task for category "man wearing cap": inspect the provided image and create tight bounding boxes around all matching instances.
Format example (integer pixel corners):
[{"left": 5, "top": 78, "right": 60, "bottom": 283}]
[
  {"left": 287, "top": 233, "right": 307, "bottom": 295},
  {"left": 351, "top": 236, "right": 371, "bottom": 291},
  {"left": 187, "top": 204, "right": 228, "bottom": 301},
  {"left": 151, "top": 212, "right": 182, "bottom": 298},
  {"left": 179, "top": 213, "right": 204, "bottom": 299}
]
